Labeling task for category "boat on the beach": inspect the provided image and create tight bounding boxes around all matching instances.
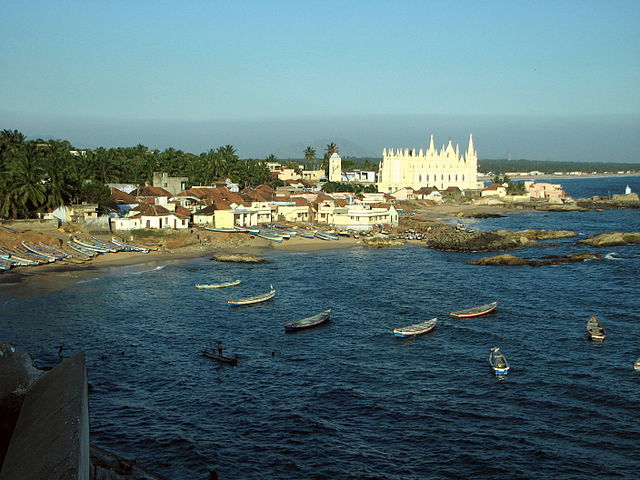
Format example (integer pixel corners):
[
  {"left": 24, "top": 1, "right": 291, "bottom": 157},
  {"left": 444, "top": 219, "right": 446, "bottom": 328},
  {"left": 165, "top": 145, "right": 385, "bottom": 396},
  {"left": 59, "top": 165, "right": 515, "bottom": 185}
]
[
  {"left": 393, "top": 318, "right": 438, "bottom": 337},
  {"left": 204, "top": 226, "right": 240, "bottom": 233},
  {"left": 586, "top": 316, "right": 606, "bottom": 342},
  {"left": 284, "top": 308, "right": 331, "bottom": 332},
  {"left": 202, "top": 350, "right": 238, "bottom": 366},
  {"left": 450, "top": 301, "right": 498, "bottom": 318},
  {"left": 195, "top": 280, "right": 241, "bottom": 289},
  {"left": 256, "top": 230, "right": 284, "bottom": 242},
  {"left": 228, "top": 285, "right": 276, "bottom": 306},
  {"left": 489, "top": 347, "right": 509, "bottom": 375}
]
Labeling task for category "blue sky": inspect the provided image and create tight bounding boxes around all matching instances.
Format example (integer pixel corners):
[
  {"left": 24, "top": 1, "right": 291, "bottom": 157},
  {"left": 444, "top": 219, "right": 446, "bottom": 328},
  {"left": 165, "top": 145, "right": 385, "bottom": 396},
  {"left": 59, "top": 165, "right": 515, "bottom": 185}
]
[{"left": 1, "top": 0, "right": 639, "bottom": 160}]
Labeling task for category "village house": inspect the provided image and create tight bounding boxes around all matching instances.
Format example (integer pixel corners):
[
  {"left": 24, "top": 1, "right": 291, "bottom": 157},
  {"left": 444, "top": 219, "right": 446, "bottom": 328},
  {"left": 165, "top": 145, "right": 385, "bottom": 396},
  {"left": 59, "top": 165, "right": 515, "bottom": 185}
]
[
  {"left": 481, "top": 184, "right": 507, "bottom": 197},
  {"left": 414, "top": 187, "right": 443, "bottom": 203},
  {"left": 114, "top": 203, "right": 190, "bottom": 230},
  {"left": 330, "top": 203, "right": 399, "bottom": 231},
  {"left": 524, "top": 181, "right": 566, "bottom": 201},
  {"left": 152, "top": 172, "right": 188, "bottom": 196},
  {"left": 192, "top": 201, "right": 260, "bottom": 229},
  {"left": 274, "top": 197, "right": 311, "bottom": 223},
  {"left": 390, "top": 187, "right": 415, "bottom": 201},
  {"left": 359, "top": 192, "right": 388, "bottom": 204}
]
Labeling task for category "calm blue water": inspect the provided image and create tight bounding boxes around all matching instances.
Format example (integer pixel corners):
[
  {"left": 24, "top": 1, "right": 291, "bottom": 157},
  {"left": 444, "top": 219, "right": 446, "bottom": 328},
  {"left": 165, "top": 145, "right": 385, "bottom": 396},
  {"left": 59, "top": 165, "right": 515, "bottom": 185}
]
[{"left": 1, "top": 177, "right": 639, "bottom": 479}]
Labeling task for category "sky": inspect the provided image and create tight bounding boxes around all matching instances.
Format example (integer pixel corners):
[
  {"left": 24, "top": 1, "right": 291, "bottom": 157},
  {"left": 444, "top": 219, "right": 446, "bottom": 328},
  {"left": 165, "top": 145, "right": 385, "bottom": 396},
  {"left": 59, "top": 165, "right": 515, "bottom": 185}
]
[{"left": 1, "top": 0, "right": 639, "bottom": 161}]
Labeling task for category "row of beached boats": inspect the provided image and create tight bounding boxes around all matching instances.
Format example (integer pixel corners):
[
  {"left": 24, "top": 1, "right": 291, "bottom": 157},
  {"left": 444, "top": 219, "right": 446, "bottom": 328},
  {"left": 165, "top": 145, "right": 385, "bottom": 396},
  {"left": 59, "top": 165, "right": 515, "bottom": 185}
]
[
  {"left": 0, "top": 236, "right": 152, "bottom": 271},
  {"left": 204, "top": 225, "right": 350, "bottom": 242}
]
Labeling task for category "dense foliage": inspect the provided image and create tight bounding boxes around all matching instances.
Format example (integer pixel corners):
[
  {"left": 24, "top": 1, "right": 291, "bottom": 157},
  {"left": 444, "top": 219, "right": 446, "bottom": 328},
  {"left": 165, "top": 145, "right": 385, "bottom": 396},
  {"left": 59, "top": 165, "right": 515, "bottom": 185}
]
[
  {"left": 322, "top": 182, "right": 377, "bottom": 194},
  {"left": 0, "top": 129, "right": 272, "bottom": 219}
]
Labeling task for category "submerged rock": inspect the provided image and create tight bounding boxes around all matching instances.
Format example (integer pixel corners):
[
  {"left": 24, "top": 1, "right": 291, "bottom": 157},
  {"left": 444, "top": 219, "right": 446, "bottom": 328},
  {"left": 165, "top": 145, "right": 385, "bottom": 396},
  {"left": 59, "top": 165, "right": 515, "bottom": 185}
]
[
  {"left": 362, "top": 234, "right": 406, "bottom": 248},
  {"left": 210, "top": 253, "right": 268, "bottom": 264},
  {"left": 577, "top": 232, "right": 640, "bottom": 247},
  {"left": 469, "top": 252, "right": 602, "bottom": 266}
]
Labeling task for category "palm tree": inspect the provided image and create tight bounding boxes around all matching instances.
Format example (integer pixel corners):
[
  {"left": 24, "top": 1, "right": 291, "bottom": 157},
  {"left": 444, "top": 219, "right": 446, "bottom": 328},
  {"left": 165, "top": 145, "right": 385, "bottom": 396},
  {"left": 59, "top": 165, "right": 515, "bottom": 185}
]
[
  {"left": 304, "top": 146, "right": 316, "bottom": 163},
  {"left": 8, "top": 143, "right": 47, "bottom": 217}
]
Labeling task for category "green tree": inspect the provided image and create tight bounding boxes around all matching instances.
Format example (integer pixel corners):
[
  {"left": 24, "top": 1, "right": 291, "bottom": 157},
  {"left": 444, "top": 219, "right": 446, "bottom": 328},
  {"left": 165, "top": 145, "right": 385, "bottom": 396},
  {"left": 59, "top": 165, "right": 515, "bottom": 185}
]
[{"left": 304, "top": 146, "right": 316, "bottom": 163}]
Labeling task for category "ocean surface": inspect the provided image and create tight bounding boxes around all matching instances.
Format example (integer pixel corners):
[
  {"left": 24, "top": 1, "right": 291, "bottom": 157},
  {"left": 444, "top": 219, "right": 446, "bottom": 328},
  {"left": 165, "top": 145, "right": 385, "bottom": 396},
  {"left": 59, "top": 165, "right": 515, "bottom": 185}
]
[{"left": 1, "top": 176, "right": 639, "bottom": 479}]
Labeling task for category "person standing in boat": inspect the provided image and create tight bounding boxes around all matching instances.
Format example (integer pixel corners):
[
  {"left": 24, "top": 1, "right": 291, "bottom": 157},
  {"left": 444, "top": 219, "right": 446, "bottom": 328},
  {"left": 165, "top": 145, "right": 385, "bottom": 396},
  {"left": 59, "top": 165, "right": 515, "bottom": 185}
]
[{"left": 216, "top": 341, "right": 223, "bottom": 356}]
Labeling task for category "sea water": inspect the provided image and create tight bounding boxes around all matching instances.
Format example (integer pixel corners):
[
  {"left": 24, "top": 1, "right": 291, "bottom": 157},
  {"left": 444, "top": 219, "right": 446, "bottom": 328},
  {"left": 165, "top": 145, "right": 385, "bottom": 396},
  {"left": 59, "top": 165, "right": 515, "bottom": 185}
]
[{"left": 0, "top": 177, "right": 638, "bottom": 479}]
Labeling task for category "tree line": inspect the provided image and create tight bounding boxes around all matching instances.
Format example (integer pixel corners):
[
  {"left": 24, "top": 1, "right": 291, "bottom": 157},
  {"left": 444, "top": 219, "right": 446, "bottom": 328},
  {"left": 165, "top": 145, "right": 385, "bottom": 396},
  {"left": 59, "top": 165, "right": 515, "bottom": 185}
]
[{"left": 0, "top": 129, "right": 275, "bottom": 219}]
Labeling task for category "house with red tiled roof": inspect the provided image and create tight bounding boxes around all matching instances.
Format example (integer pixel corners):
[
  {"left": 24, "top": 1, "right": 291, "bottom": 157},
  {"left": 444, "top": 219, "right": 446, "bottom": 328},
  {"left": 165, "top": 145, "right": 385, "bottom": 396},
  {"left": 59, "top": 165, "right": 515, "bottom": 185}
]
[
  {"left": 192, "top": 201, "right": 260, "bottom": 228},
  {"left": 415, "top": 186, "right": 443, "bottom": 202},
  {"left": 112, "top": 202, "right": 190, "bottom": 231},
  {"left": 274, "top": 197, "right": 311, "bottom": 223},
  {"left": 108, "top": 187, "right": 139, "bottom": 215},
  {"left": 130, "top": 186, "right": 173, "bottom": 198}
]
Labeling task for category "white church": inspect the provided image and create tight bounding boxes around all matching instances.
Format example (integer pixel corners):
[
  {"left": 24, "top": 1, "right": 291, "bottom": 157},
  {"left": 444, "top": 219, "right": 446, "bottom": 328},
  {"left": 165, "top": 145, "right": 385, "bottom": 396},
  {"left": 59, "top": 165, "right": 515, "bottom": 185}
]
[{"left": 376, "top": 134, "right": 484, "bottom": 193}]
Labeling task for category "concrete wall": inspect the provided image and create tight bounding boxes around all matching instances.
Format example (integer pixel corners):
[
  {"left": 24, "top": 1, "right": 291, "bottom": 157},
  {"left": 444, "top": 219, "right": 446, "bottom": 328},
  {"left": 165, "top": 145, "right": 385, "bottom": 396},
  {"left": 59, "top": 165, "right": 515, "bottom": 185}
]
[
  {"left": 0, "top": 219, "right": 59, "bottom": 231},
  {"left": 0, "top": 353, "right": 89, "bottom": 480}
]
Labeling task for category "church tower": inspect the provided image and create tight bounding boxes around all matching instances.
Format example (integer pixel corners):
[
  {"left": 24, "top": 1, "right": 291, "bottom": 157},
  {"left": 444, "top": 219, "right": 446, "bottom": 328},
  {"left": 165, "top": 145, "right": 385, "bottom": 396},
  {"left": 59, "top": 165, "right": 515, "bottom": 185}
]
[{"left": 328, "top": 150, "right": 342, "bottom": 182}]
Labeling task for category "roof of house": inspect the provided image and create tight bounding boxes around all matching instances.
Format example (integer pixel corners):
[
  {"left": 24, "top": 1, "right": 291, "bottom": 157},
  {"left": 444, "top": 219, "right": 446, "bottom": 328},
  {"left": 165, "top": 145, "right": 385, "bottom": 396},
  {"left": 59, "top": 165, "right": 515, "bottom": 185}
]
[
  {"left": 483, "top": 184, "right": 503, "bottom": 191},
  {"left": 109, "top": 187, "right": 138, "bottom": 205},
  {"left": 415, "top": 187, "right": 439, "bottom": 195},
  {"left": 130, "top": 186, "right": 173, "bottom": 197}
]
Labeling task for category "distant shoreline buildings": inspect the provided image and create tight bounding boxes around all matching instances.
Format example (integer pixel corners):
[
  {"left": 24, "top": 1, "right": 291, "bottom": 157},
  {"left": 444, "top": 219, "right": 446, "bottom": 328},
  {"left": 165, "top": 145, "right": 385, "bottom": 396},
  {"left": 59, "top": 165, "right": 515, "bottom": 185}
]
[{"left": 377, "top": 134, "right": 483, "bottom": 193}]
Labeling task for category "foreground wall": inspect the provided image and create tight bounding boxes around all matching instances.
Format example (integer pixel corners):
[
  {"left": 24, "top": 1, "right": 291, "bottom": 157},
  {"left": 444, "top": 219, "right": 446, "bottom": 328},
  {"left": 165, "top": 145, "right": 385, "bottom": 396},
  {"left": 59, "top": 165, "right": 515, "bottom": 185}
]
[{"left": 0, "top": 353, "right": 89, "bottom": 480}]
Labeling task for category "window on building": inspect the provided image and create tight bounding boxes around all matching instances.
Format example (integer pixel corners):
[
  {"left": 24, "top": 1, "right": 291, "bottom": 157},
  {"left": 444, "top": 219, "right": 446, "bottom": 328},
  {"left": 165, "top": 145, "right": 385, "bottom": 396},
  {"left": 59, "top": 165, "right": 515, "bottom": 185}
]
[{"left": 419, "top": 174, "right": 422, "bottom": 182}]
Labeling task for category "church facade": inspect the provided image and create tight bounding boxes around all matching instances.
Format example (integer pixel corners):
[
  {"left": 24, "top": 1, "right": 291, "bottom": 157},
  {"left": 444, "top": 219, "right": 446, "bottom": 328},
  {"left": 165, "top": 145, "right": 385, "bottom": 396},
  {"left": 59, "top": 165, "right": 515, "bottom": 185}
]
[{"left": 377, "top": 134, "right": 483, "bottom": 193}]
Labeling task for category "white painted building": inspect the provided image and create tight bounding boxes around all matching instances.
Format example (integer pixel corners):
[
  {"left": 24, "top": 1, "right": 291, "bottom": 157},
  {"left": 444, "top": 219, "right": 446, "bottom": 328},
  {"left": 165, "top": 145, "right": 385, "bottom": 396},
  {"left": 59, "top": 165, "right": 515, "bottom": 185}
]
[{"left": 377, "top": 134, "right": 483, "bottom": 192}]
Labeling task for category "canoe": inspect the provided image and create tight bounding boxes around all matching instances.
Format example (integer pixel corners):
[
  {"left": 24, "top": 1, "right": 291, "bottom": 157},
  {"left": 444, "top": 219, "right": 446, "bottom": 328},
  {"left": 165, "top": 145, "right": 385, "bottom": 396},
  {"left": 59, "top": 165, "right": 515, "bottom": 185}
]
[
  {"left": 228, "top": 285, "right": 276, "bottom": 306},
  {"left": 196, "top": 280, "right": 241, "bottom": 289},
  {"left": 393, "top": 318, "right": 437, "bottom": 337},
  {"left": 489, "top": 347, "right": 509, "bottom": 375},
  {"left": 284, "top": 309, "right": 331, "bottom": 332},
  {"left": 256, "top": 230, "right": 284, "bottom": 242},
  {"left": 450, "top": 301, "right": 498, "bottom": 318},
  {"left": 204, "top": 227, "right": 239, "bottom": 233},
  {"left": 586, "top": 316, "right": 606, "bottom": 342},
  {"left": 202, "top": 350, "right": 237, "bottom": 366}
]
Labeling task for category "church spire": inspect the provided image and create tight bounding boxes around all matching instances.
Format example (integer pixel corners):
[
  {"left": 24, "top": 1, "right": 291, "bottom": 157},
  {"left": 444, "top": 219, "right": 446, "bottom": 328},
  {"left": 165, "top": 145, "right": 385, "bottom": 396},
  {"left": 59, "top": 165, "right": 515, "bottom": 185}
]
[
  {"left": 428, "top": 134, "right": 435, "bottom": 155},
  {"left": 466, "top": 133, "right": 476, "bottom": 159}
]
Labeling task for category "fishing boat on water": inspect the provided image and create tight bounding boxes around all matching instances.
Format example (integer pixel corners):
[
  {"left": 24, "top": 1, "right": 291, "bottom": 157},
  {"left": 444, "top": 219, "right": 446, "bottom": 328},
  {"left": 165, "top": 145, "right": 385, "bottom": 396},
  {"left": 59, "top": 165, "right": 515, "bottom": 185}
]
[
  {"left": 489, "top": 347, "right": 509, "bottom": 375},
  {"left": 228, "top": 285, "right": 276, "bottom": 306},
  {"left": 202, "top": 350, "right": 238, "bottom": 366},
  {"left": 195, "top": 280, "right": 241, "bottom": 289},
  {"left": 393, "top": 318, "right": 437, "bottom": 337},
  {"left": 284, "top": 309, "right": 331, "bottom": 332},
  {"left": 586, "top": 316, "right": 606, "bottom": 342},
  {"left": 450, "top": 301, "right": 498, "bottom": 318},
  {"left": 634, "top": 357, "right": 640, "bottom": 372}
]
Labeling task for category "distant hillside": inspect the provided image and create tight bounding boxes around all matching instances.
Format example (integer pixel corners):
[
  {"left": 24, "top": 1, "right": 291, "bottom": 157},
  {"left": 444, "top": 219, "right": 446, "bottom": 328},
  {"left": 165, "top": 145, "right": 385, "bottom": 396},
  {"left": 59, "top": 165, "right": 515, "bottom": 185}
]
[{"left": 478, "top": 159, "right": 640, "bottom": 174}]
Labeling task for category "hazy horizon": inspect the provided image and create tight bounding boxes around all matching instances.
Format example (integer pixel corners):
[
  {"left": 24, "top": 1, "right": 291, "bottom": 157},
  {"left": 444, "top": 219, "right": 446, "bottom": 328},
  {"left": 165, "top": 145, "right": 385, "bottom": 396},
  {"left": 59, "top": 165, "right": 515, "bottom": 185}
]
[{"left": 2, "top": 1, "right": 639, "bottom": 162}]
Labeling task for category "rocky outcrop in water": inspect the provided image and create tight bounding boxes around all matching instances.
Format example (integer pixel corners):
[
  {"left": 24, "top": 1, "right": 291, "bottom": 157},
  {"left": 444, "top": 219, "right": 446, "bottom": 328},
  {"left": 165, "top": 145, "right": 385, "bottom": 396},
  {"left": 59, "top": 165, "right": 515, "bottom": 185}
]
[
  {"left": 469, "top": 252, "right": 602, "bottom": 266},
  {"left": 576, "top": 195, "right": 640, "bottom": 210},
  {"left": 211, "top": 253, "right": 268, "bottom": 263},
  {"left": 577, "top": 232, "right": 640, "bottom": 247},
  {"left": 494, "top": 229, "right": 578, "bottom": 245},
  {"left": 423, "top": 226, "right": 521, "bottom": 252}
]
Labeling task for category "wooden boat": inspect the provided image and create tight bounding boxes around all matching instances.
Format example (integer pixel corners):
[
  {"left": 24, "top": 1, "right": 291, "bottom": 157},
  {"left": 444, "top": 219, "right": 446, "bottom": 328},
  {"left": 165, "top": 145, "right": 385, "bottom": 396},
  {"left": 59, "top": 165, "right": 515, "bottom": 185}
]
[
  {"left": 586, "top": 316, "right": 606, "bottom": 342},
  {"left": 393, "top": 318, "right": 437, "bottom": 337},
  {"left": 450, "top": 301, "right": 498, "bottom": 318},
  {"left": 284, "top": 309, "right": 331, "bottom": 332},
  {"left": 204, "top": 227, "right": 239, "bottom": 233},
  {"left": 256, "top": 230, "right": 284, "bottom": 243},
  {"left": 634, "top": 357, "right": 640, "bottom": 372},
  {"left": 228, "top": 285, "right": 276, "bottom": 306},
  {"left": 202, "top": 350, "right": 237, "bottom": 366},
  {"left": 489, "top": 347, "right": 509, "bottom": 375},
  {"left": 195, "top": 280, "right": 241, "bottom": 289}
]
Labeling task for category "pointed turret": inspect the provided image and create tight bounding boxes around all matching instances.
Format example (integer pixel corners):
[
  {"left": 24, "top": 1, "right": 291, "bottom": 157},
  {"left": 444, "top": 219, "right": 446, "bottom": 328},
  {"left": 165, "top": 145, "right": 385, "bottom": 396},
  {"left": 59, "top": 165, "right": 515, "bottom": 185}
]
[
  {"left": 466, "top": 133, "right": 476, "bottom": 160},
  {"left": 428, "top": 134, "right": 435, "bottom": 155}
]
